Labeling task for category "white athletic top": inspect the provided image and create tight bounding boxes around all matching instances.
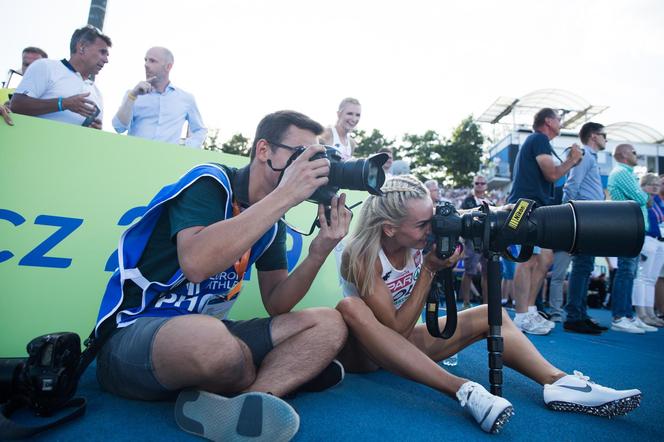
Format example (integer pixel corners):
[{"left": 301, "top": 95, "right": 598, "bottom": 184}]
[
  {"left": 330, "top": 126, "right": 353, "bottom": 160},
  {"left": 342, "top": 248, "right": 423, "bottom": 310}
]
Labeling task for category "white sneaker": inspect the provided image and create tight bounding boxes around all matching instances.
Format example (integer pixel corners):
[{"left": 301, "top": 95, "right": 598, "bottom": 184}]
[
  {"left": 456, "top": 381, "right": 514, "bottom": 434},
  {"left": 611, "top": 317, "right": 646, "bottom": 334},
  {"left": 632, "top": 316, "right": 658, "bottom": 332},
  {"left": 533, "top": 311, "right": 556, "bottom": 330},
  {"left": 514, "top": 313, "right": 551, "bottom": 335},
  {"left": 543, "top": 371, "right": 641, "bottom": 417},
  {"left": 175, "top": 390, "right": 300, "bottom": 442}
]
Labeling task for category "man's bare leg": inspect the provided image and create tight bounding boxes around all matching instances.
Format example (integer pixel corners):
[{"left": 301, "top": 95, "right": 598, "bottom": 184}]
[
  {"left": 247, "top": 308, "right": 347, "bottom": 396},
  {"left": 513, "top": 257, "right": 535, "bottom": 314},
  {"left": 151, "top": 308, "right": 347, "bottom": 397},
  {"left": 528, "top": 249, "right": 553, "bottom": 307}
]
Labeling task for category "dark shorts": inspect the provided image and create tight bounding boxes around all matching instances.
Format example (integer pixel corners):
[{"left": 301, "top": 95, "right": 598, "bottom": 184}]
[
  {"left": 462, "top": 242, "right": 487, "bottom": 276},
  {"left": 96, "top": 316, "right": 273, "bottom": 401}
]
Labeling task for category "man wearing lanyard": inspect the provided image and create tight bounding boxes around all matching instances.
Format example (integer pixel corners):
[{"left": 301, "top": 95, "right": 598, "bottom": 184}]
[
  {"left": 94, "top": 110, "right": 349, "bottom": 441},
  {"left": 10, "top": 25, "right": 111, "bottom": 129}
]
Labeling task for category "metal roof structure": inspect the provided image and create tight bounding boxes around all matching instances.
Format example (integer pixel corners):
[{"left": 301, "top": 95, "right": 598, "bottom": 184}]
[
  {"left": 604, "top": 122, "right": 664, "bottom": 144},
  {"left": 477, "top": 88, "right": 608, "bottom": 129}
]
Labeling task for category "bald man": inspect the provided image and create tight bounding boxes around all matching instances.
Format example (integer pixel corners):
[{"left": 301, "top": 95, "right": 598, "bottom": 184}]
[
  {"left": 607, "top": 143, "right": 650, "bottom": 333},
  {"left": 113, "top": 46, "right": 207, "bottom": 148}
]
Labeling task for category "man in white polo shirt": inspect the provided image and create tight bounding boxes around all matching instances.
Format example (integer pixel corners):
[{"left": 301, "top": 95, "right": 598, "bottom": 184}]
[{"left": 10, "top": 25, "right": 111, "bottom": 129}]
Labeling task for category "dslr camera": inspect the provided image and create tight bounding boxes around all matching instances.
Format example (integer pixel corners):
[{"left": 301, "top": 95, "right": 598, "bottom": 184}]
[
  {"left": 0, "top": 332, "right": 81, "bottom": 416},
  {"left": 431, "top": 199, "right": 645, "bottom": 261},
  {"left": 286, "top": 146, "right": 389, "bottom": 205}
]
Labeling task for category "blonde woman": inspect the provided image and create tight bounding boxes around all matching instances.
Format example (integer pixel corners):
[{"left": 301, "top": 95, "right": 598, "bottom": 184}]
[
  {"left": 633, "top": 173, "right": 664, "bottom": 327},
  {"left": 336, "top": 175, "right": 641, "bottom": 434},
  {"left": 320, "top": 97, "right": 361, "bottom": 159}
]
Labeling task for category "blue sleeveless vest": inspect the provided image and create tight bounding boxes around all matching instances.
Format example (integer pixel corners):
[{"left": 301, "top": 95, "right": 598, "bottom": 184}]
[{"left": 94, "top": 163, "right": 278, "bottom": 337}]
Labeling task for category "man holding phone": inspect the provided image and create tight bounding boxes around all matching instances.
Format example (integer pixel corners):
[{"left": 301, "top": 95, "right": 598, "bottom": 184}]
[
  {"left": 112, "top": 47, "right": 207, "bottom": 148},
  {"left": 10, "top": 25, "right": 111, "bottom": 129}
]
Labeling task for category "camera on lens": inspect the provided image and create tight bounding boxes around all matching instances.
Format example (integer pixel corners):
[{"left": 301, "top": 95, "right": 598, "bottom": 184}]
[
  {"left": 292, "top": 146, "right": 389, "bottom": 205},
  {"left": 430, "top": 199, "right": 645, "bottom": 261}
]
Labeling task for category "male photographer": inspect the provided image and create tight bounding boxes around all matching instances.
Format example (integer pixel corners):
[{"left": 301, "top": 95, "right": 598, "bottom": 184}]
[
  {"left": 10, "top": 25, "right": 110, "bottom": 129},
  {"left": 94, "top": 111, "right": 349, "bottom": 441},
  {"left": 507, "top": 108, "right": 582, "bottom": 335}
]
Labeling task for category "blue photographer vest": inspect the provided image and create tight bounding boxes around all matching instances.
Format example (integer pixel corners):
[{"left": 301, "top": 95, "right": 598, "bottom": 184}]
[{"left": 94, "top": 163, "right": 278, "bottom": 337}]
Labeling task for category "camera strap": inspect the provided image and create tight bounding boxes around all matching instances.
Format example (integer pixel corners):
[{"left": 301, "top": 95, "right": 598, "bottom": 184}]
[
  {"left": 0, "top": 397, "right": 86, "bottom": 440},
  {"left": 425, "top": 268, "right": 457, "bottom": 339}
]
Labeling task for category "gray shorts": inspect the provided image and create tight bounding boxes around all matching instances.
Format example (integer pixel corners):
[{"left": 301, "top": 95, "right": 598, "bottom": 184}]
[{"left": 96, "top": 316, "right": 273, "bottom": 401}]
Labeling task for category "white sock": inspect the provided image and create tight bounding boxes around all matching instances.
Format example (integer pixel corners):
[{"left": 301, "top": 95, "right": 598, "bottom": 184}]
[
  {"left": 527, "top": 306, "right": 537, "bottom": 314},
  {"left": 514, "top": 312, "right": 528, "bottom": 321}
]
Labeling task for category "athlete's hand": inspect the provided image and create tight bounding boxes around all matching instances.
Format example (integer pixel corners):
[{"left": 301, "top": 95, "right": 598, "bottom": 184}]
[
  {"left": 424, "top": 244, "right": 463, "bottom": 273},
  {"left": 309, "top": 194, "right": 352, "bottom": 262}
]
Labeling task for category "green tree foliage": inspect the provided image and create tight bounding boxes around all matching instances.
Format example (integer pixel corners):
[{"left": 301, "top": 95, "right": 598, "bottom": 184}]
[
  {"left": 222, "top": 133, "right": 250, "bottom": 157},
  {"left": 442, "top": 116, "right": 484, "bottom": 187},
  {"left": 398, "top": 130, "right": 446, "bottom": 182},
  {"left": 203, "top": 130, "right": 250, "bottom": 157},
  {"left": 352, "top": 129, "right": 396, "bottom": 158}
]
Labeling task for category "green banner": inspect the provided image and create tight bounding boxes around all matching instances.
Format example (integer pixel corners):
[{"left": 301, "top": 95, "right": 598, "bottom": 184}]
[{"left": 0, "top": 115, "right": 363, "bottom": 356}]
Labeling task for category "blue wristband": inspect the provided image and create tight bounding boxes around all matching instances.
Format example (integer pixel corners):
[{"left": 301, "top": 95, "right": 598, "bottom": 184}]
[{"left": 57, "top": 97, "right": 63, "bottom": 112}]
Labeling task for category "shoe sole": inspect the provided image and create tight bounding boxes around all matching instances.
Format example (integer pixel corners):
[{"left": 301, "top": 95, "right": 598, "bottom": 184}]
[
  {"left": 175, "top": 390, "right": 300, "bottom": 442},
  {"left": 487, "top": 406, "right": 515, "bottom": 434},
  {"left": 610, "top": 326, "right": 645, "bottom": 334},
  {"left": 519, "top": 327, "right": 551, "bottom": 335},
  {"left": 546, "top": 393, "right": 642, "bottom": 418}
]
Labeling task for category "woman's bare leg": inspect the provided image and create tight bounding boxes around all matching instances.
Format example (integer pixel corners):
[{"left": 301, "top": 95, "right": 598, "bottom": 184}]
[
  {"left": 336, "top": 297, "right": 466, "bottom": 397},
  {"left": 408, "top": 304, "right": 566, "bottom": 385}
]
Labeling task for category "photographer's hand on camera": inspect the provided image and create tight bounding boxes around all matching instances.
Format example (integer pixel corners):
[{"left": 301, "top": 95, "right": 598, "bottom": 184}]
[
  {"left": 275, "top": 144, "right": 330, "bottom": 207},
  {"left": 308, "top": 194, "right": 352, "bottom": 263}
]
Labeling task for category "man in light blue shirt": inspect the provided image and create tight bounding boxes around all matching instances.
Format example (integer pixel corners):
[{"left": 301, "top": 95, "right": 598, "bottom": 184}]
[
  {"left": 113, "top": 47, "right": 207, "bottom": 148},
  {"left": 552, "top": 122, "right": 609, "bottom": 334}
]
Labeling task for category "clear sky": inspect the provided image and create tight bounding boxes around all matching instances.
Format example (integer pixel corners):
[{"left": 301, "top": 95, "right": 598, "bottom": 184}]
[{"left": 2, "top": 0, "right": 663, "bottom": 144}]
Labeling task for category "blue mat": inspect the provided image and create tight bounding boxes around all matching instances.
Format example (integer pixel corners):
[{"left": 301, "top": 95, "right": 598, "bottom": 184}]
[{"left": 16, "top": 308, "right": 662, "bottom": 441}]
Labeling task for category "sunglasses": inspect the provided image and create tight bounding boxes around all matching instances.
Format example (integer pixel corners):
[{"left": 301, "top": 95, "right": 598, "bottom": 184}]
[
  {"left": 474, "top": 182, "right": 487, "bottom": 186},
  {"left": 266, "top": 140, "right": 303, "bottom": 153}
]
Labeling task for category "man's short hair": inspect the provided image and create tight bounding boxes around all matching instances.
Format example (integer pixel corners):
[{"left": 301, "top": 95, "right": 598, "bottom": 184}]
[
  {"left": 579, "top": 122, "right": 604, "bottom": 145},
  {"left": 250, "top": 110, "right": 324, "bottom": 160},
  {"left": 377, "top": 147, "right": 393, "bottom": 155},
  {"left": 22, "top": 46, "right": 48, "bottom": 58},
  {"left": 70, "top": 25, "right": 112, "bottom": 54},
  {"left": 533, "top": 108, "right": 558, "bottom": 130}
]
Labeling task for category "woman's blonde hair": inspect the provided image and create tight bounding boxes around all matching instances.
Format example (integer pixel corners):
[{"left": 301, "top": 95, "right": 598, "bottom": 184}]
[
  {"left": 342, "top": 175, "right": 429, "bottom": 298},
  {"left": 338, "top": 97, "right": 360, "bottom": 112}
]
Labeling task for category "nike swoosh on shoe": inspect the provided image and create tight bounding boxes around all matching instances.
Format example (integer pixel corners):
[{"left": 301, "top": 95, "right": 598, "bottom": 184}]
[{"left": 560, "top": 384, "right": 592, "bottom": 393}]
